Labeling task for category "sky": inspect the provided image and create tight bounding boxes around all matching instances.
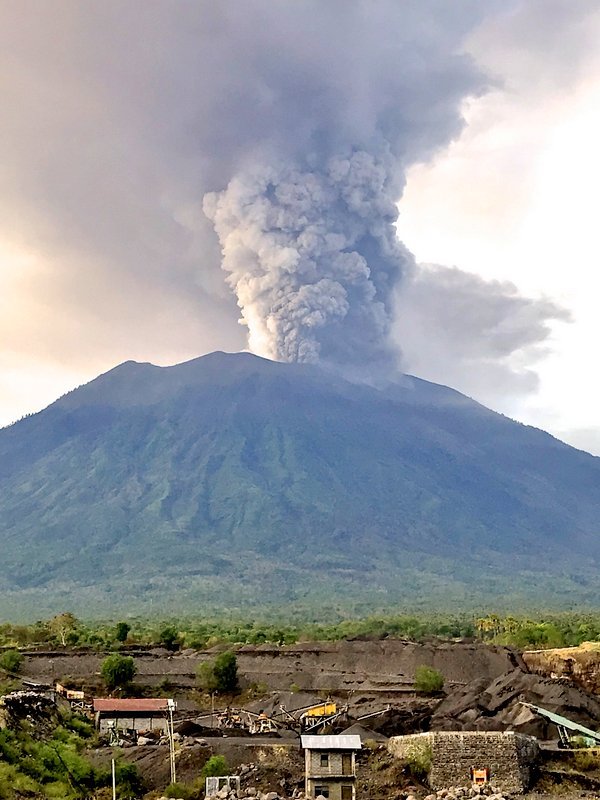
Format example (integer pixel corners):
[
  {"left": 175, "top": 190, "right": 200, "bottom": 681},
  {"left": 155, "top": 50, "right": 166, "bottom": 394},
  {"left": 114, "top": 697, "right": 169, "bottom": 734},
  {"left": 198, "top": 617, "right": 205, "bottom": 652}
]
[{"left": 0, "top": 0, "right": 598, "bottom": 455}]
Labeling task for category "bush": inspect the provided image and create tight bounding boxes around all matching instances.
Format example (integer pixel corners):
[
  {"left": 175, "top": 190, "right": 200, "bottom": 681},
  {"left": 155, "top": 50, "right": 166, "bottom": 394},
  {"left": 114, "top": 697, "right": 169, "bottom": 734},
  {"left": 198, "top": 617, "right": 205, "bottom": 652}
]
[
  {"left": 404, "top": 739, "right": 432, "bottom": 782},
  {"left": 572, "top": 748, "right": 600, "bottom": 771},
  {"left": 0, "top": 650, "right": 23, "bottom": 673},
  {"left": 200, "top": 755, "right": 228, "bottom": 779},
  {"left": 414, "top": 665, "right": 444, "bottom": 694},
  {"left": 196, "top": 661, "right": 219, "bottom": 693},
  {"left": 115, "top": 762, "right": 144, "bottom": 798},
  {"left": 164, "top": 782, "right": 194, "bottom": 799},
  {"left": 101, "top": 654, "right": 136, "bottom": 690}
]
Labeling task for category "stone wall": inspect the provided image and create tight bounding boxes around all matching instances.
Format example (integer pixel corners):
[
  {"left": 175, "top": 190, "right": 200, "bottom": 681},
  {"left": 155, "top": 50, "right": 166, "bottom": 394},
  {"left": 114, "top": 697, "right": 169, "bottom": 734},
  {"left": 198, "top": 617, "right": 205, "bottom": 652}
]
[{"left": 388, "top": 731, "right": 539, "bottom": 793}]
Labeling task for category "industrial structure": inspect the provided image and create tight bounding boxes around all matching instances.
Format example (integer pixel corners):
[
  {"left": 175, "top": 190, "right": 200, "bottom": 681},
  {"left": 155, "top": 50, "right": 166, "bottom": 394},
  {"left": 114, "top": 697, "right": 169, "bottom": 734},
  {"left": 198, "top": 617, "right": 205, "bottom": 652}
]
[
  {"left": 93, "top": 698, "right": 174, "bottom": 739},
  {"left": 520, "top": 701, "right": 600, "bottom": 748}
]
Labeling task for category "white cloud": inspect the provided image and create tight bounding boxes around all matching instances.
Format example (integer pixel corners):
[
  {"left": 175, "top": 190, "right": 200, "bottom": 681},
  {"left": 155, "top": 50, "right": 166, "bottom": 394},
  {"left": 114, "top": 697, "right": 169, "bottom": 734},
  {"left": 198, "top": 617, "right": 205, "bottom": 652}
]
[{"left": 398, "top": 1, "right": 600, "bottom": 452}]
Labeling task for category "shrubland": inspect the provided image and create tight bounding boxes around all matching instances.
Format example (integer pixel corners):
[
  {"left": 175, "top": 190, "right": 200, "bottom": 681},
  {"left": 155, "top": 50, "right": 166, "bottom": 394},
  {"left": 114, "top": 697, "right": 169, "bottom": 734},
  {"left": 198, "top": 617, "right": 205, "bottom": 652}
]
[{"left": 0, "top": 710, "right": 142, "bottom": 799}]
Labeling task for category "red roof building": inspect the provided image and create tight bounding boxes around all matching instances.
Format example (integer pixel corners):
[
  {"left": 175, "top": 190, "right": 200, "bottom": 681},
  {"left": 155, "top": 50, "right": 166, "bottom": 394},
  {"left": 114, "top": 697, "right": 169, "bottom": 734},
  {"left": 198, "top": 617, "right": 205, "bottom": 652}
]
[
  {"left": 93, "top": 697, "right": 174, "bottom": 736},
  {"left": 93, "top": 698, "right": 170, "bottom": 713}
]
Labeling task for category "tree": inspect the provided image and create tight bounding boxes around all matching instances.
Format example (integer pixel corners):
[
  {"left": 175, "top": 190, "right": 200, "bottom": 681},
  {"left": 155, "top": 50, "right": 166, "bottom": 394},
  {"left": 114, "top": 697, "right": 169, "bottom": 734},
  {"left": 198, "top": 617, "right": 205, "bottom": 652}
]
[
  {"left": 115, "top": 622, "right": 131, "bottom": 643},
  {"left": 196, "top": 661, "right": 219, "bottom": 693},
  {"left": 196, "top": 651, "right": 238, "bottom": 694},
  {"left": 0, "top": 649, "right": 23, "bottom": 673},
  {"left": 159, "top": 625, "right": 181, "bottom": 651},
  {"left": 47, "top": 613, "right": 79, "bottom": 646},
  {"left": 414, "top": 665, "right": 444, "bottom": 694},
  {"left": 213, "top": 651, "right": 238, "bottom": 693},
  {"left": 101, "top": 654, "right": 136, "bottom": 690}
]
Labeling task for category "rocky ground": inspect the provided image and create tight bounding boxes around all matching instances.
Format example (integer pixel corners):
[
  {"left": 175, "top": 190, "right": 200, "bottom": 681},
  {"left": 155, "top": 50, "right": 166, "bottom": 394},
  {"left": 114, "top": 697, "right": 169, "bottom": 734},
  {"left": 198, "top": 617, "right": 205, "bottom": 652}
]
[{"left": 8, "top": 638, "right": 600, "bottom": 798}]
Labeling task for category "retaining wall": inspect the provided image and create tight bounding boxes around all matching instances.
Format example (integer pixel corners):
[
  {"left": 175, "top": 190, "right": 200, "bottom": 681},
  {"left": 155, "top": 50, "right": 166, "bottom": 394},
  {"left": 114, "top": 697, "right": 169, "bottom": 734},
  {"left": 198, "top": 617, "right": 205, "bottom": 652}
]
[{"left": 388, "top": 731, "right": 539, "bottom": 793}]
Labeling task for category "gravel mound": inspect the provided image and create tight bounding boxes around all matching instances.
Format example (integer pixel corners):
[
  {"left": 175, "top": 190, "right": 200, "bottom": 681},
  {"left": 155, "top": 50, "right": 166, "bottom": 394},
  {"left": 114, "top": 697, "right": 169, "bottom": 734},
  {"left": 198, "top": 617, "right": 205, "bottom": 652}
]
[{"left": 432, "top": 668, "right": 600, "bottom": 737}]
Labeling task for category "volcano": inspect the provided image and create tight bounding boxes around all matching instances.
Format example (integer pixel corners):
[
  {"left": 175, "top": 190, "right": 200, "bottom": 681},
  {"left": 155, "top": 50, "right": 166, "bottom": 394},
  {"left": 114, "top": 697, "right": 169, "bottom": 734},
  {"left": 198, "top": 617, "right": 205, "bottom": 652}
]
[{"left": 1, "top": 351, "right": 598, "bottom": 617}]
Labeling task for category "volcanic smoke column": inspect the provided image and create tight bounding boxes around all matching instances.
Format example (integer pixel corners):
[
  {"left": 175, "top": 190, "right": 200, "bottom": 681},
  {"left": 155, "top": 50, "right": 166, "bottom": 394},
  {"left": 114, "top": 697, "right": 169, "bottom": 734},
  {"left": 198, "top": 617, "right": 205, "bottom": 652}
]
[{"left": 204, "top": 150, "right": 412, "bottom": 379}]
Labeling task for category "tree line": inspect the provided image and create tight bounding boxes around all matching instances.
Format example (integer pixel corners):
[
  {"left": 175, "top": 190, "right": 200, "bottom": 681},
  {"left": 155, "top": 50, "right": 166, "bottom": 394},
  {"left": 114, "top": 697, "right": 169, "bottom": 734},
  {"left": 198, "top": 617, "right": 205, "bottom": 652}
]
[{"left": 2, "top": 611, "right": 600, "bottom": 651}]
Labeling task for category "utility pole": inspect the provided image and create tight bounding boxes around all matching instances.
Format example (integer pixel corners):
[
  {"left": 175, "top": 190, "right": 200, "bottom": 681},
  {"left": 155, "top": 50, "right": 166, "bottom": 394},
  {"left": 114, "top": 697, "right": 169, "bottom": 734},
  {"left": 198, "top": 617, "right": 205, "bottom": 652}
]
[
  {"left": 111, "top": 758, "right": 116, "bottom": 800},
  {"left": 167, "top": 698, "right": 177, "bottom": 785}
]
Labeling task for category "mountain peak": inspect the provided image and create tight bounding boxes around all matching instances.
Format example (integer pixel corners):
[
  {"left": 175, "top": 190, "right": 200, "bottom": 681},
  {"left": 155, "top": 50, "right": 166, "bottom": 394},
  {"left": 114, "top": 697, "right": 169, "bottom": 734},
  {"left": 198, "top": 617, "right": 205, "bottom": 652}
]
[{"left": 1, "top": 350, "right": 598, "bottom": 617}]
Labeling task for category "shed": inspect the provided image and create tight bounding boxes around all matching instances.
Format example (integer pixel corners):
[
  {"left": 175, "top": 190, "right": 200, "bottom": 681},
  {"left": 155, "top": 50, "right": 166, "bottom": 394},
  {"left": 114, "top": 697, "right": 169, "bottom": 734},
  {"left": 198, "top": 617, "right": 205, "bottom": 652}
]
[
  {"left": 301, "top": 734, "right": 362, "bottom": 800},
  {"left": 93, "top": 698, "right": 172, "bottom": 736}
]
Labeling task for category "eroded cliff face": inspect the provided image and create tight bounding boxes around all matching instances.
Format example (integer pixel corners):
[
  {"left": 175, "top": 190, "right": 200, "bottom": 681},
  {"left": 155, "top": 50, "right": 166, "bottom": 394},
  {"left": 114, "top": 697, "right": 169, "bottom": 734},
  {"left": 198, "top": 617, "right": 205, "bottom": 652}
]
[
  {"left": 19, "top": 639, "right": 516, "bottom": 695},
  {"left": 523, "top": 642, "right": 600, "bottom": 694},
  {"left": 235, "top": 639, "right": 517, "bottom": 694}
]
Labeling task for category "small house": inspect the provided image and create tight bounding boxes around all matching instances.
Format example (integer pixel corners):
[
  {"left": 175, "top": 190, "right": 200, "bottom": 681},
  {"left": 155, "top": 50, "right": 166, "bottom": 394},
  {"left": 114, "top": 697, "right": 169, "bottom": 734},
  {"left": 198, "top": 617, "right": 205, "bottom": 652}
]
[
  {"left": 93, "top": 698, "right": 172, "bottom": 736},
  {"left": 301, "top": 734, "right": 361, "bottom": 800}
]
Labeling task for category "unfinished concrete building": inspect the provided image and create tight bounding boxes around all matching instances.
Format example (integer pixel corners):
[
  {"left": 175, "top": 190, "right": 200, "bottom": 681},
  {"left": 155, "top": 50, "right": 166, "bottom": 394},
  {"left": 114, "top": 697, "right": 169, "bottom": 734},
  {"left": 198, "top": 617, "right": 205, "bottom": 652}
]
[{"left": 301, "top": 734, "right": 361, "bottom": 800}]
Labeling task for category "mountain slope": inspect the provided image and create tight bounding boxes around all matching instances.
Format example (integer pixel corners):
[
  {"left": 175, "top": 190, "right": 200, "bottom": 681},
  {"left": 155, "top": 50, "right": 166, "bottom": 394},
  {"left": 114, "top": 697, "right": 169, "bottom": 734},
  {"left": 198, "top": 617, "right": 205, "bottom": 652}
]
[{"left": 1, "top": 351, "right": 599, "bottom": 617}]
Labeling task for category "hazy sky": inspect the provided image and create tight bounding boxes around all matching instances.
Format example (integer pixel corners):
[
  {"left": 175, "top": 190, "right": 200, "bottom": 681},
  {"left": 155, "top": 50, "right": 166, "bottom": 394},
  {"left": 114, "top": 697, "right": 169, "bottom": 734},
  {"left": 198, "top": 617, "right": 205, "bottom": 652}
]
[{"left": 1, "top": 1, "right": 598, "bottom": 455}]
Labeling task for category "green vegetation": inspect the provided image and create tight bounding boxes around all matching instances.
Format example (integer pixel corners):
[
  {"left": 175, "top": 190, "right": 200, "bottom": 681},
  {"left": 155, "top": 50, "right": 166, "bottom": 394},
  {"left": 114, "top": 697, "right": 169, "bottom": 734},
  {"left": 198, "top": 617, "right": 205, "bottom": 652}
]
[
  {"left": 161, "top": 757, "right": 229, "bottom": 800},
  {"left": 403, "top": 738, "right": 432, "bottom": 782},
  {"left": 414, "top": 665, "right": 444, "bottom": 694},
  {"left": 115, "top": 621, "right": 130, "bottom": 642},
  {"left": 0, "top": 713, "right": 143, "bottom": 799},
  {"left": 159, "top": 624, "right": 181, "bottom": 651},
  {"left": 1, "top": 352, "right": 599, "bottom": 617},
  {"left": 197, "top": 651, "right": 238, "bottom": 694},
  {"left": 164, "top": 782, "right": 195, "bottom": 799},
  {"left": 0, "top": 650, "right": 23, "bottom": 673},
  {"left": 100, "top": 654, "right": 136, "bottom": 690},
  {"left": 5, "top": 611, "right": 600, "bottom": 653},
  {"left": 572, "top": 749, "right": 600, "bottom": 771},
  {"left": 200, "top": 755, "right": 228, "bottom": 778},
  {"left": 47, "top": 613, "right": 79, "bottom": 646}
]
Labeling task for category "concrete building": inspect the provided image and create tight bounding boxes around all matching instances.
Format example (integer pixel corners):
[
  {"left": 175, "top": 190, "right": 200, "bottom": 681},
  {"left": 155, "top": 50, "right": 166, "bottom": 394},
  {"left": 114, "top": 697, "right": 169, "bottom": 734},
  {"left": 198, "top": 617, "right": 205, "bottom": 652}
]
[
  {"left": 301, "top": 734, "right": 361, "bottom": 800},
  {"left": 93, "top": 698, "right": 172, "bottom": 736}
]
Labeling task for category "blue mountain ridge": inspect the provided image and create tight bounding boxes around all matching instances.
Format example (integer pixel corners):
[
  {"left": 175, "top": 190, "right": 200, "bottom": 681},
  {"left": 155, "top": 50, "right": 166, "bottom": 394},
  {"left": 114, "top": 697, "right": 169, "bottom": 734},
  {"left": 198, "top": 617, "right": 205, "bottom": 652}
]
[{"left": 0, "top": 351, "right": 598, "bottom": 618}]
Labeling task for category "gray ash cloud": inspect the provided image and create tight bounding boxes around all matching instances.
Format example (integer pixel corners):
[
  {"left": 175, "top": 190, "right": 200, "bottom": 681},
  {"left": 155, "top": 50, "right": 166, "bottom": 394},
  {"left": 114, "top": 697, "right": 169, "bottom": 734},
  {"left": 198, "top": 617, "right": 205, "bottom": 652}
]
[
  {"left": 204, "top": 151, "right": 412, "bottom": 377},
  {"left": 197, "top": 1, "right": 491, "bottom": 377},
  {"left": 0, "top": 0, "right": 570, "bottom": 390}
]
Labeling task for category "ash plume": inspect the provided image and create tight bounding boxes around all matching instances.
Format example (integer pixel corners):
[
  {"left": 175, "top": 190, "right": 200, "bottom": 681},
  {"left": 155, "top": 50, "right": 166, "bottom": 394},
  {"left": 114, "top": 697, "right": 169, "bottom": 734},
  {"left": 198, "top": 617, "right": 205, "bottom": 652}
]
[
  {"left": 198, "top": 1, "right": 492, "bottom": 378},
  {"left": 204, "top": 151, "right": 411, "bottom": 376},
  {"left": 0, "top": 0, "right": 570, "bottom": 395}
]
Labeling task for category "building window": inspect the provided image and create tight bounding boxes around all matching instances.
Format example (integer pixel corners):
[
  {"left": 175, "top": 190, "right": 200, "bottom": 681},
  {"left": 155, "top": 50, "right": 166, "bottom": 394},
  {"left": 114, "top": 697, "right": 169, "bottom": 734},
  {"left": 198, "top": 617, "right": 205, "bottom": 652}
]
[
  {"left": 320, "top": 753, "right": 329, "bottom": 767},
  {"left": 341, "top": 786, "right": 353, "bottom": 800},
  {"left": 314, "top": 786, "right": 329, "bottom": 798}
]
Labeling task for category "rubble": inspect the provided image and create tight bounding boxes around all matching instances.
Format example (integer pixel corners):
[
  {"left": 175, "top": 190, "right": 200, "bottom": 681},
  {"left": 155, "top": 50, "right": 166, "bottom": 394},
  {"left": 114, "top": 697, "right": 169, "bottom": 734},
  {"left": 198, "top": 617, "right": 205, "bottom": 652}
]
[
  {"left": 431, "top": 668, "right": 600, "bottom": 738},
  {"left": 157, "top": 789, "right": 514, "bottom": 800},
  {"left": 423, "top": 786, "right": 513, "bottom": 800},
  {"left": 0, "top": 690, "right": 58, "bottom": 734},
  {"left": 157, "top": 792, "right": 309, "bottom": 800}
]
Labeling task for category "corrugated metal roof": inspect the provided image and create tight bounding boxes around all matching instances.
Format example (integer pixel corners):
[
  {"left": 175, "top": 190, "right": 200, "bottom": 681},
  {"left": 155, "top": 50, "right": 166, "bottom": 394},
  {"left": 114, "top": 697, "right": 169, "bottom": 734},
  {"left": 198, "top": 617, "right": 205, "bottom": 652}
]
[
  {"left": 93, "top": 698, "right": 170, "bottom": 713},
  {"left": 521, "top": 702, "right": 600, "bottom": 741},
  {"left": 301, "top": 735, "right": 362, "bottom": 750}
]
